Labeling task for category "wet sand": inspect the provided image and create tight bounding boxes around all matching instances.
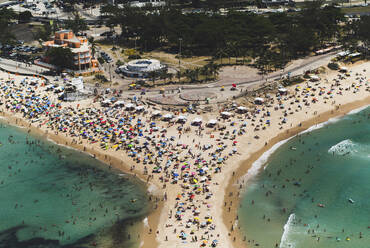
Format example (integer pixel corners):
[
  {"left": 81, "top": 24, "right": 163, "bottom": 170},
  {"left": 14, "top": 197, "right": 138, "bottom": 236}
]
[
  {"left": 0, "top": 60, "right": 369, "bottom": 248},
  {"left": 0, "top": 110, "right": 162, "bottom": 248},
  {"left": 223, "top": 96, "right": 370, "bottom": 248}
]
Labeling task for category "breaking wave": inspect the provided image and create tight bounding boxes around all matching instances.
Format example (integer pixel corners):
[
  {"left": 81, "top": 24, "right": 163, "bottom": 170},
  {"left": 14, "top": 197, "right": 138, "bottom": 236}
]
[
  {"left": 279, "top": 213, "right": 297, "bottom": 248},
  {"left": 328, "top": 139, "right": 357, "bottom": 156}
]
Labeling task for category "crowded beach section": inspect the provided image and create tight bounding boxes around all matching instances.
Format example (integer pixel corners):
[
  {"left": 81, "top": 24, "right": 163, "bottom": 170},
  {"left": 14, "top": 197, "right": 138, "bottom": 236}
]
[{"left": 0, "top": 61, "right": 369, "bottom": 248}]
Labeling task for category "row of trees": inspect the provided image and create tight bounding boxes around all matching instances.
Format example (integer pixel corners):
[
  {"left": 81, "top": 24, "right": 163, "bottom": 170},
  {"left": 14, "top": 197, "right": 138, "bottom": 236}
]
[{"left": 101, "top": 1, "right": 369, "bottom": 73}]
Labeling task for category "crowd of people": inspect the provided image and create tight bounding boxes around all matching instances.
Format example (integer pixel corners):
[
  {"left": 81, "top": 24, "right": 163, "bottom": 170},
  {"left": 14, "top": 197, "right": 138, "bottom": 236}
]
[{"left": 0, "top": 63, "right": 368, "bottom": 247}]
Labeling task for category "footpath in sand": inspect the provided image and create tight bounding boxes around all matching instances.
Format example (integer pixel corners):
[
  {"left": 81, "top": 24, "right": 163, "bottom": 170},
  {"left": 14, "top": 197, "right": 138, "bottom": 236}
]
[{"left": 0, "top": 61, "right": 368, "bottom": 248}]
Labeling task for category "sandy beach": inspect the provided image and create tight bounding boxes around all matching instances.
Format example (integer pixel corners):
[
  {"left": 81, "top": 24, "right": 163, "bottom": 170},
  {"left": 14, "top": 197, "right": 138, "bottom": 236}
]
[{"left": 0, "top": 60, "right": 369, "bottom": 248}]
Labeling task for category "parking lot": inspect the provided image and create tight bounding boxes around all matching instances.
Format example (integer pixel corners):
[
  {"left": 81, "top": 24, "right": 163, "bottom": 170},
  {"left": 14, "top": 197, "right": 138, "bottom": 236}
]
[{"left": 0, "top": 42, "right": 42, "bottom": 64}]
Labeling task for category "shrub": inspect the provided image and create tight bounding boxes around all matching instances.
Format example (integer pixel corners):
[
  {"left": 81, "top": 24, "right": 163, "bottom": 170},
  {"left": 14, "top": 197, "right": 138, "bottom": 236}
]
[
  {"left": 328, "top": 62, "right": 339, "bottom": 70},
  {"left": 98, "top": 57, "right": 105, "bottom": 64},
  {"left": 95, "top": 74, "right": 108, "bottom": 82},
  {"left": 116, "top": 59, "right": 124, "bottom": 67},
  {"left": 128, "top": 54, "right": 141, "bottom": 60}
]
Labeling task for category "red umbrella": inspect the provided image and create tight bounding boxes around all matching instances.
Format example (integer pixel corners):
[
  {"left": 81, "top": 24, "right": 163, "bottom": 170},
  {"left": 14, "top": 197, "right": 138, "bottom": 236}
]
[{"left": 232, "top": 83, "right": 237, "bottom": 88}]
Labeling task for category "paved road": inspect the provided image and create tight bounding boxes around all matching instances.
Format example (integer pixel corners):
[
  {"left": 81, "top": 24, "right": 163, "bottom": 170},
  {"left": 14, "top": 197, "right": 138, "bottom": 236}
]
[
  {"left": 129, "top": 51, "right": 338, "bottom": 94},
  {"left": 0, "top": 58, "right": 48, "bottom": 75},
  {"left": 0, "top": 50, "right": 338, "bottom": 105}
]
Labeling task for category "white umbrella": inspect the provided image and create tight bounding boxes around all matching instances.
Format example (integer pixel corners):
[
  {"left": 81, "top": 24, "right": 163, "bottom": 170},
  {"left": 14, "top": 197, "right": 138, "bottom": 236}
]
[
  {"left": 114, "top": 100, "right": 125, "bottom": 106},
  {"left": 163, "top": 113, "right": 174, "bottom": 119},
  {"left": 192, "top": 118, "right": 202, "bottom": 123},
  {"left": 309, "top": 75, "right": 320, "bottom": 81},
  {"left": 136, "top": 106, "right": 144, "bottom": 111},
  {"left": 254, "top": 97, "right": 264, "bottom": 104},
  {"left": 125, "top": 103, "right": 135, "bottom": 109},
  {"left": 176, "top": 115, "right": 187, "bottom": 123},
  {"left": 221, "top": 111, "right": 231, "bottom": 116},
  {"left": 208, "top": 119, "right": 217, "bottom": 125},
  {"left": 152, "top": 110, "right": 161, "bottom": 116}
]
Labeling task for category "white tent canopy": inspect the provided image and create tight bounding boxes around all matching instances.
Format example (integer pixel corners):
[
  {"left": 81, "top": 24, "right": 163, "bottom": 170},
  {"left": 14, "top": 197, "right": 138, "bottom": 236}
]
[
  {"left": 339, "top": 66, "right": 348, "bottom": 72},
  {"left": 136, "top": 106, "right": 145, "bottom": 111},
  {"left": 309, "top": 75, "right": 320, "bottom": 81},
  {"left": 208, "top": 119, "right": 217, "bottom": 125},
  {"left": 71, "top": 77, "right": 84, "bottom": 91},
  {"left": 114, "top": 100, "right": 125, "bottom": 106},
  {"left": 221, "top": 111, "right": 232, "bottom": 117},
  {"left": 176, "top": 115, "right": 187, "bottom": 122},
  {"left": 278, "top": 88, "right": 287, "bottom": 93},
  {"left": 192, "top": 118, "right": 203, "bottom": 123},
  {"left": 162, "top": 113, "right": 174, "bottom": 119},
  {"left": 337, "top": 51, "right": 350, "bottom": 57},
  {"left": 125, "top": 103, "right": 135, "bottom": 109},
  {"left": 254, "top": 97, "right": 264, "bottom": 104}
]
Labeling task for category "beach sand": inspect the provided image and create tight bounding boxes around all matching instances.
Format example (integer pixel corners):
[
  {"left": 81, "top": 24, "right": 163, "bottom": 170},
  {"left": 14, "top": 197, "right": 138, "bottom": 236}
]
[{"left": 0, "top": 60, "right": 369, "bottom": 248}]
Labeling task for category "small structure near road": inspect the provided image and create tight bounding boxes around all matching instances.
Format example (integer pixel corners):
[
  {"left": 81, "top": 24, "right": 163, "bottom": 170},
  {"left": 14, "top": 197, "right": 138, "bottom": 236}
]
[
  {"left": 118, "top": 59, "right": 166, "bottom": 78},
  {"left": 59, "top": 77, "right": 90, "bottom": 101}
]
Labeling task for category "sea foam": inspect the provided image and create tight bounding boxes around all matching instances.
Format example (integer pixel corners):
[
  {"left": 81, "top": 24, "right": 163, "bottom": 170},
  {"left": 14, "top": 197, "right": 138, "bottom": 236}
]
[
  {"left": 328, "top": 139, "right": 357, "bottom": 156},
  {"left": 279, "top": 213, "right": 296, "bottom": 248},
  {"left": 347, "top": 104, "right": 370, "bottom": 115},
  {"left": 242, "top": 105, "right": 370, "bottom": 185},
  {"left": 240, "top": 136, "right": 294, "bottom": 186}
]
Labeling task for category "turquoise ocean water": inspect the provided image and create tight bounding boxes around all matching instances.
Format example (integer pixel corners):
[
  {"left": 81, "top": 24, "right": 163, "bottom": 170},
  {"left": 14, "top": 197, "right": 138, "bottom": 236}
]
[
  {"left": 239, "top": 106, "right": 370, "bottom": 248},
  {"left": 0, "top": 122, "right": 151, "bottom": 248}
]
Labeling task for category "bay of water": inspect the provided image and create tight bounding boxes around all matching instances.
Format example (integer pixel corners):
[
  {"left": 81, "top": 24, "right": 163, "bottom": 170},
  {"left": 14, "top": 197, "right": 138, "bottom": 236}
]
[
  {"left": 239, "top": 106, "right": 370, "bottom": 248},
  {"left": 0, "top": 122, "right": 151, "bottom": 248}
]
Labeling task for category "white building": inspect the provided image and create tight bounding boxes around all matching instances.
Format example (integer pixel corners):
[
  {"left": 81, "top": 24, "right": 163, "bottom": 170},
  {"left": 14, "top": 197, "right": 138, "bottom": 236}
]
[{"left": 119, "top": 59, "right": 167, "bottom": 78}]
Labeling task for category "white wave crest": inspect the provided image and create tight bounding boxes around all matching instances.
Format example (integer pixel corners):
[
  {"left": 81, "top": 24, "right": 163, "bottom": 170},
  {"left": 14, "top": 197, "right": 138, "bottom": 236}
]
[
  {"left": 240, "top": 136, "right": 295, "bottom": 185},
  {"left": 347, "top": 104, "right": 370, "bottom": 115},
  {"left": 328, "top": 139, "right": 357, "bottom": 155},
  {"left": 279, "top": 213, "right": 296, "bottom": 248},
  {"left": 143, "top": 217, "right": 149, "bottom": 228},
  {"left": 299, "top": 116, "right": 341, "bottom": 135}
]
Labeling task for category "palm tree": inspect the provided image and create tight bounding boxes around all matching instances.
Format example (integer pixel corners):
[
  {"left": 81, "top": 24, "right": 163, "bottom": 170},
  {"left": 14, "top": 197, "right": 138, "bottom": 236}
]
[
  {"left": 207, "top": 61, "right": 219, "bottom": 79},
  {"left": 215, "top": 47, "right": 227, "bottom": 65},
  {"left": 176, "top": 70, "right": 181, "bottom": 83},
  {"left": 194, "top": 67, "right": 201, "bottom": 81},
  {"left": 225, "top": 41, "right": 238, "bottom": 65},
  {"left": 88, "top": 37, "right": 97, "bottom": 58},
  {"left": 159, "top": 70, "right": 168, "bottom": 83},
  {"left": 201, "top": 64, "right": 210, "bottom": 81},
  {"left": 148, "top": 71, "right": 158, "bottom": 84},
  {"left": 168, "top": 73, "right": 174, "bottom": 82}
]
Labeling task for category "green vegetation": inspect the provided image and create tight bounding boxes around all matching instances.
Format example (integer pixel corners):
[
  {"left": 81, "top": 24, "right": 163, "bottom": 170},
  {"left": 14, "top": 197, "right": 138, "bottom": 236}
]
[
  {"left": 45, "top": 47, "right": 74, "bottom": 71},
  {"left": 65, "top": 12, "right": 89, "bottom": 34},
  {"left": 328, "top": 62, "right": 339, "bottom": 70},
  {"left": 18, "top": 11, "right": 32, "bottom": 23},
  {"left": 0, "top": 8, "right": 17, "bottom": 43},
  {"left": 35, "top": 23, "right": 53, "bottom": 42},
  {"left": 101, "top": 1, "right": 349, "bottom": 73},
  {"left": 95, "top": 74, "right": 109, "bottom": 83}
]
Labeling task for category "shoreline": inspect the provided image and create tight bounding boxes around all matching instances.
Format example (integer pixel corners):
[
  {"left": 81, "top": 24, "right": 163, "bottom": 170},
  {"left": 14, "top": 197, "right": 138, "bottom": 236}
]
[
  {"left": 222, "top": 96, "right": 370, "bottom": 248},
  {"left": 0, "top": 60, "right": 369, "bottom": 248},
  {"left": 0, "top": 110, "right": 163, "bottom": 248}
]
